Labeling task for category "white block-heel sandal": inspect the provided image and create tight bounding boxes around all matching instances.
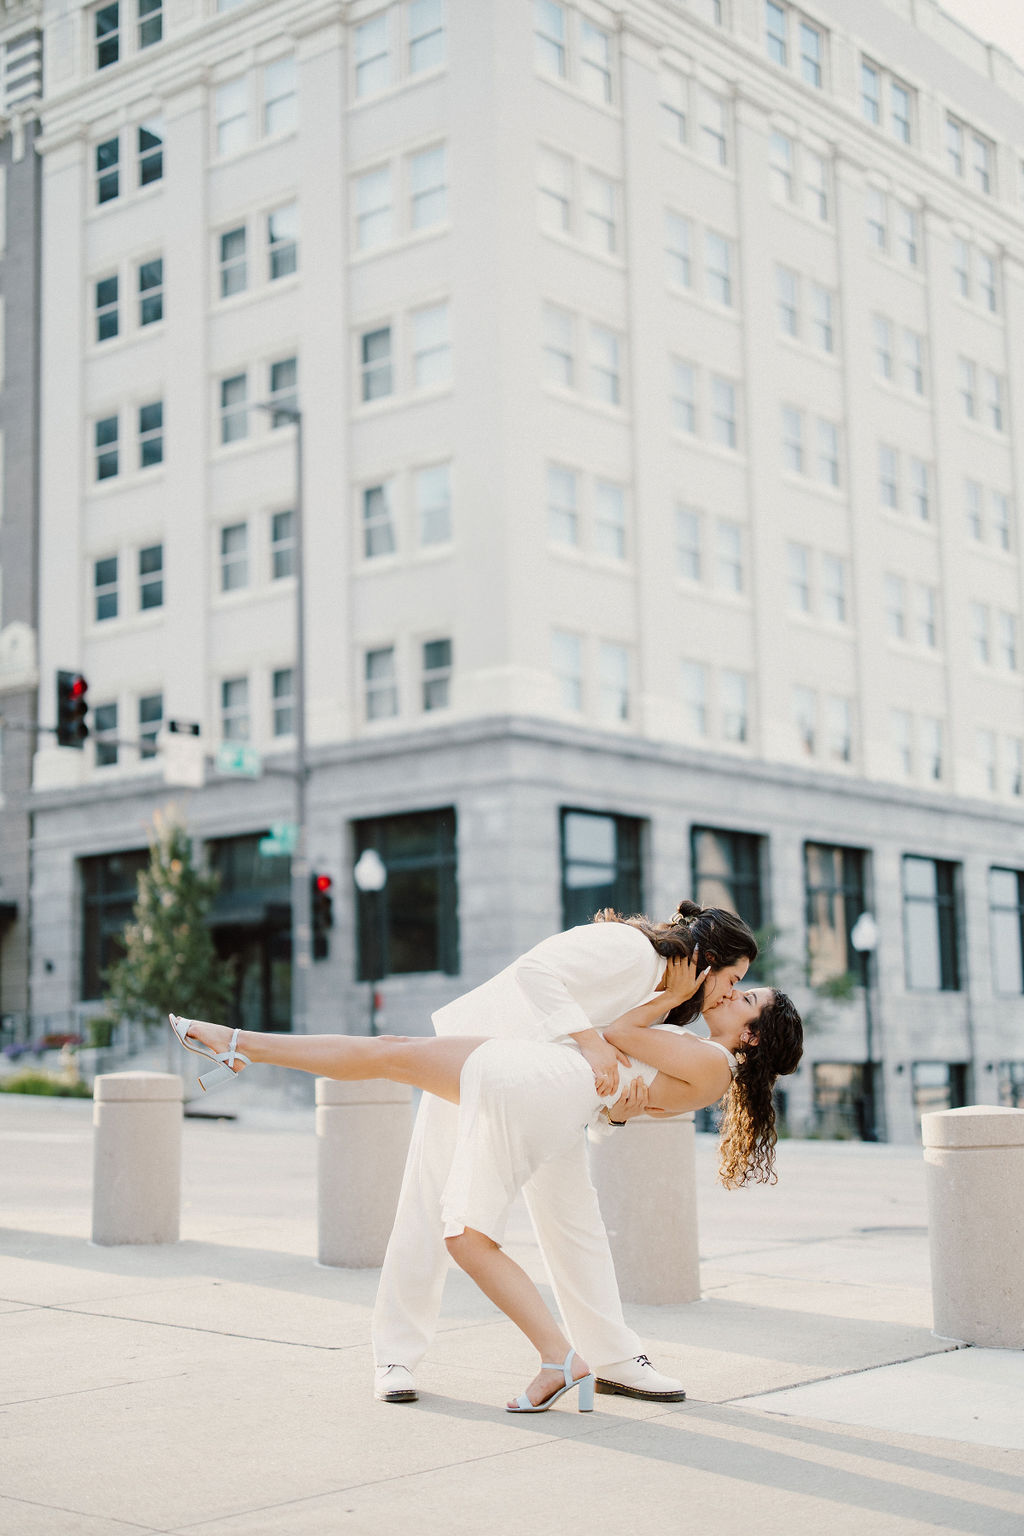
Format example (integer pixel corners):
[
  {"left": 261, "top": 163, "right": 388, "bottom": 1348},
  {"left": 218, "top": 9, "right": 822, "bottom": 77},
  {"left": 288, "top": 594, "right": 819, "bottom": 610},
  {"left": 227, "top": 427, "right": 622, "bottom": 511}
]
[
  {"left": 168, "top": 1013, "right": 251, "bottom": 1091},
  {"left": 506, "top": 1349, "right": 595, "bottom": 1413}
]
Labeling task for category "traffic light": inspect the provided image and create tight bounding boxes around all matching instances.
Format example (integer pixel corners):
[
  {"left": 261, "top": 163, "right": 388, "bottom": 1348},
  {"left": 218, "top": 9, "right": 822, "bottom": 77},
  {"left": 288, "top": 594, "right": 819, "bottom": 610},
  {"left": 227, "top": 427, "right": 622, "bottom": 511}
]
[
  {"left": 311, "top": 872, "right": 334, "bottom": 960},
  {"left": 56, "top": 671, "right": 89, "bottom": 749}
]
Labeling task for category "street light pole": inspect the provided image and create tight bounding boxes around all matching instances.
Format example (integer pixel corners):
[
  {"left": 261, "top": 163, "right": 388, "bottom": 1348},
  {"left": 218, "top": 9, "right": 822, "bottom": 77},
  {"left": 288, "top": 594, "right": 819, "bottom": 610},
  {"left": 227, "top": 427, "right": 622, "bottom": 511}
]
[
  {"left": 255, "top": 402, "right": 309, "bottom": 1034},
  {"left": 353, "top": 848, "right": 388, "bottom": 1036},
  {"left": 851, "top": 911, "right": 881, "bottom": 1142}
]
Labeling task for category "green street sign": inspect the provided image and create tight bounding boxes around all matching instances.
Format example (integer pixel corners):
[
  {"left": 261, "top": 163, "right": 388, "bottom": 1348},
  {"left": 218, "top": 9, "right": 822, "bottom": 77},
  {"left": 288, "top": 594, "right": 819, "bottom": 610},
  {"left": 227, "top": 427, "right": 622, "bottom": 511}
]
[
  {"left": 215, "top": 742, "right": 262, "bottom": 778},
  {"left": 259, "top": 822, "right": 298, "bottom": 857}
]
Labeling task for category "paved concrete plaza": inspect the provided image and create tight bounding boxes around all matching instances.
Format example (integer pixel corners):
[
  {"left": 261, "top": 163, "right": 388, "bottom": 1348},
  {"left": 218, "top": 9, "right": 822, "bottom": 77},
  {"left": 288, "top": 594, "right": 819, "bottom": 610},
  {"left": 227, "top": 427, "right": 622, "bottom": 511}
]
[{"left": 1, "top": 1091, "right": 1023, "bottom": 1535}]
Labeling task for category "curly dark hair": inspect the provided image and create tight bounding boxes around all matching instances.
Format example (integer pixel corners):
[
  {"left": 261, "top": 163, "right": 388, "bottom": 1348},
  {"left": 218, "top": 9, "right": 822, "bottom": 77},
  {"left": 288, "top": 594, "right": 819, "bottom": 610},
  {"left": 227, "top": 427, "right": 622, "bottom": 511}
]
[
  {"left": 718, "top": 989, "right": 804, "bottom": 1188},
  {"left": 594, "top": 899, "right": 759, "bottom": 1026}
]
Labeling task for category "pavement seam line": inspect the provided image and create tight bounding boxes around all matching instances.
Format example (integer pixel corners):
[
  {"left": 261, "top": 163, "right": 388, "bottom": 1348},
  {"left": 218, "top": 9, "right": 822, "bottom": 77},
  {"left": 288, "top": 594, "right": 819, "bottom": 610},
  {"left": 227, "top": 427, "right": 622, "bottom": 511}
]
[
  {"left": 0, "top": 1489, "right": 162, "bottom": 1533},
  {"left": 721, "top": 1341, "right": 970, "bottom": 1404}
]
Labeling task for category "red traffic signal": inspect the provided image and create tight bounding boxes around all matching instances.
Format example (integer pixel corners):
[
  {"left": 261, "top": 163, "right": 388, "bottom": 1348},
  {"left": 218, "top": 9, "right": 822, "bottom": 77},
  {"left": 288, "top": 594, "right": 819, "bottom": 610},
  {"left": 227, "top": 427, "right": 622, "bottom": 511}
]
[
  {"left": 56, "top": 670, "right": 89, "bottom": 749},
  {"left": 315, "top": 874, "right": 333, "bottom": 894},
  {"left": 311, "top": 872, "right": 334, "bottom": 960}
]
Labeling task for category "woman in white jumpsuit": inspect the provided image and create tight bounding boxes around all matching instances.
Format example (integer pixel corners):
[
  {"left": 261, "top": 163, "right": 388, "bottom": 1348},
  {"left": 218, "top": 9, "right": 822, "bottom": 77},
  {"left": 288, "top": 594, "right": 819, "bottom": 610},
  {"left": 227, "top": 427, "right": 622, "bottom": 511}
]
[{"left": 170, "top": 904, "right": 803, "bottom": 1412}]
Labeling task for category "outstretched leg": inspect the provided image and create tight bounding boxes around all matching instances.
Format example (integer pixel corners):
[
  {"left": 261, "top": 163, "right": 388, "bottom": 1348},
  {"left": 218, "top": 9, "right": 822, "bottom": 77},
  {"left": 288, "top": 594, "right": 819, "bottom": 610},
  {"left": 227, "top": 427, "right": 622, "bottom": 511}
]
[{"left": 176, "top": 1018, "right": 480, "bottom": 1104}]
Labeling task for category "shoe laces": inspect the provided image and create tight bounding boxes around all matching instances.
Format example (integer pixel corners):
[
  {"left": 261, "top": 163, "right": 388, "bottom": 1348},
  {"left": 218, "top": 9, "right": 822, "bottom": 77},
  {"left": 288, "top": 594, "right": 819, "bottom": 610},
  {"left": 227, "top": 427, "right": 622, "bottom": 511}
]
[{"left": 634, "top": 1355, "right": 652, "bottom": 1368}]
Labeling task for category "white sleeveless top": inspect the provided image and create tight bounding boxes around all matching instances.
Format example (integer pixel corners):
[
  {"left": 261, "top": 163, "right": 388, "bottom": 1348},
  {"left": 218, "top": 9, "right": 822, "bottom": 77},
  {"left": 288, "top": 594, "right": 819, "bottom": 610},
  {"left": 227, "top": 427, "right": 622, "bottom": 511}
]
[{"left": 596, "top": 1023, "right": 738, "bottom": 1108}]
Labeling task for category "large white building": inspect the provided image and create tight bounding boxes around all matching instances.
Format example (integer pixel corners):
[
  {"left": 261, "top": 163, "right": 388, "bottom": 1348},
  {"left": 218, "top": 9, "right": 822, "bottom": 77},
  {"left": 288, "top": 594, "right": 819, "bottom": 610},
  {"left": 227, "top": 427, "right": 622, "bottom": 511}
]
[{"left": 25, "top": 0, "right": 1024, "bottom": 1140}]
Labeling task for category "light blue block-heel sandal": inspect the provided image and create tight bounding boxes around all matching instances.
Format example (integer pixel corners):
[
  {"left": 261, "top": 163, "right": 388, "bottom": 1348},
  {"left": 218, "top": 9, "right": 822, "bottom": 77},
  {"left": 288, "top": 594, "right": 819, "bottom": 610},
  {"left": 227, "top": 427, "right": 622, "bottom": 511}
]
[
  {"left": 168, "top": 1013, "right": 251, "bottom": 1092},
  {"left": 506, "top": 1349, "right": 596, "bottom": 1413}
]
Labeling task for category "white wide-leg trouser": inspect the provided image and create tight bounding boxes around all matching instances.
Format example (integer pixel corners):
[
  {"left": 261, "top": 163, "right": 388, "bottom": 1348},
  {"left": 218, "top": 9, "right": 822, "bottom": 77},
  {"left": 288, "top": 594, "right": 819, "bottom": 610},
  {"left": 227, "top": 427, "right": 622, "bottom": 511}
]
[{"left": 371, "top": 1088, "right": 643, "bottom": 1371}]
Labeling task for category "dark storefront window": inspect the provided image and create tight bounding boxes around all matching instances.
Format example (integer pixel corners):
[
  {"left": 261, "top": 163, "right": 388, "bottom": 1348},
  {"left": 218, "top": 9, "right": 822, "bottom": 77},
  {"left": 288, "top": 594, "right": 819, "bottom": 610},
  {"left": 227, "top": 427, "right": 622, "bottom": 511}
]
[
  {"left": 903, "top": 856, "right": 960, "bottom": 990},
  {"left": 80, "top": 849, "right": 149, "bottom": 999},
  {"left": 813, "top": 1062, "right": 865, "bottom": 1139},
  {"left": 997, "top": 1061, "right": 1024, "bottom": 1108},
  {"left": 560, "top": 809, "right": 643, "bottom": 930},
  {"left": 206, "top": 833, "right": 292, "bottom": 1031},
  {"left": 355, "top": 808, "right": 459, "bottom": 979},
  {"left": 691, "top": 826, "right": 766, "bottom": 931},
  {"left": 805, "top": 843, "right": 867, "bottom": 985},
  {"left": 989, "top": 867, "right": 1024, "bottom": 995},
  {"left": 912, "top": 1061, "right": 967, "bottom": 1125}
]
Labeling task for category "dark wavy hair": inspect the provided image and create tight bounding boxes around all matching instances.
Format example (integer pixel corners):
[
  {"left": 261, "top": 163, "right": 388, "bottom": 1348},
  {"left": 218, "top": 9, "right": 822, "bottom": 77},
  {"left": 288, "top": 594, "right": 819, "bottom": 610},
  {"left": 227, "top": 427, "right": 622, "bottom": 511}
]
[{"left": 594, "top": 902, "right": 803, "bottom": 1186}]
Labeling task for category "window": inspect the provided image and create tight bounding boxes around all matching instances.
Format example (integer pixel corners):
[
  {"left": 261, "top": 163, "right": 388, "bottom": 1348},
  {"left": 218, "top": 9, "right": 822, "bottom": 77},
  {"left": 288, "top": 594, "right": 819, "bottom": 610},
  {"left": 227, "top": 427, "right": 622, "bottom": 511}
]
[
  {"left": 409, "top": 0, "right": 445, "bottom": 72},
  {"left": 681, "top": 660, "right": 708, "bottom": 736},
  {"left": 268, "top": 204, "right": 298, "bottom": 280},
  {"left": 1008, "top": 738, "right": 1024, "bottom": 799},
  {"left": 136, "top": 0, "right": 161, "bottom": 47},
  {"left": 362, "top": 482, "right": 397, "bottom": 558},
  {"left": 95, "top": 2, "right": 119, "bottom": 69},
  {"left": 891, "top": 80, "right": 912, "bottom": 143},
  {"left": 138, "top": 121, "right": 163, "bottom": 186},
  {"left": 866, "top": 186, "right": 886, "bottom": 251},
  {"left": 665, "top": 210, "right": 692, "bottom": 287},
  {"left": 361, "top": 326, "right": 393, "bottom": 401},
  {"left": 710, "top": 377, "right": 737, "bottom": 448},
  {"left": 817, "top": 420, "right": 840, "bottom": 487},
  {"left": 588, "top": 324, "right": 620, "bottom": 405},
  {"left": 985, "top": 371, "right": 1005, "bottom": 432},
  {"left": 997, "top": 611, "right": 1018, "bottom": 671},
  {"left": 805, "top": 843, "right": 867, "bottom": 986},
  {"left": 355, "top": 166, "right": 392, "bottom": 249},
  {"left": 896, "top": 203, "right": 918, "bottom": 266},
  {"left": 422, "top": 638, "right": 452, "bottom": 711},
  {"left": 884, "top": 574, "right": 906, "bottom": 639},
  {"left": 80, "top": 850, "right": 151, "bottom": 1000},
  {"left": 268, "top": 357, "right": 298, "bottom": 425},
  {"left": 94, "top": 555, "right": 118, "bottom": 621},
  {"left": 95, "top": 275, "right": 119, "bottom": 342},
  {"left": 904, "top": 856, "right": 959, "bottom": 990},
  {"left": 860, "top": 61, "right": 880, "bottom": 125},
  {"left": 921, "top": 716, "right": 944, "bottom": 782},
  {"left": 661, "top": 68, "right": 687, "bottom": 145},
  {"left": 721, "top": 670, "right": 749, "bottom": 743},
  {"left": 793, "top": 685, "right": 815, "bottom": 754},
  {"left": 978, "top": 728, "right": 997, "bottom": 792},
  {"left": 221, "top": 677, "right": 249, "bottom": 740},
  {"left": 263, "top": 55, "right": 297, "bottom": 136},
  {"left": 914, "top": 585, "right": 937, "bottom": 649},
  {"left": 560, "top": 809, "right": 642, "bottom": 931},
  {"left": 782, "top": 405, "right": 803, "bottom": 474},
  {"left": 215, "top": 78, "right": 249, "bottom": 157},
  {"left": 991, "top": 492, "right": 1011, "bottom": 552},
  {"left": 971, "top": 132, "right": 993, "bottom": 195},
  {"left": 138, "top": 693, "right": 162, "bottom": 757},
  {"left": 909, "top": 459, "right": 930, "bottom": 522},
  {"left": 95, "top": 415, "right": 119, "bottom": 480},
  {"left": 675, "top": 505, "right": 701, "bottom": 581},
  {"left": 716, "top": 520, "right": 743, "bottom": 592},
  {"left": 965, "top": 479, "right": 983, "bottom": 541},
  {"left": 271, "top": 510, "right": 295, "bottom": 578},
  {"left": 96, "top": 137, "right": 119, "bottom": 204},
  {"left": 698, "top": 89, "right": 728, "bottom": 166},
  {"left": 594, "top": 481, "right": 626, "bottom": 560},
  {"left": 692, "top": 825, "right": 765, "bottom": 930},
  {"left": 94, "top": 702, "right": 119, "bottom": 767},
  {"left": 952, "top": 237, "right": 970, "bottom": 297},
  {"left": 804, "top": 150, "right": 829, "bottom": 220},
  {"left": 862, "top": 59, "right": 913, "bottom": 143},
  {"left": 355, "top": 13, "right": 390, "bottom": 97},
  {"left": 138, "top": 400, "right": 163, "bottom": 467},
  {"left": 219, "top": 227, "right": 247, "bottom": 298},
  {"left": 812, "top": 1063, "right": 866, "bottom": 1140},
  {"left": 799, "top": 19, "right": 822, "bottom": 87},
  {"left": 892, "top": 709, "right": 912, "bottom": 776},
  {"left": 584, "top": 171, "right": 617, "bottom": 255},
  {"left": 913, "top": 1062, "right": 967, "bottom": 1123},
  {"left": 787, "top": 542, "right": 810, "bottom": 612},
  {"left": 538, "top": 147, "right": 572, "bottom": 233},
  {"left": 768, "top": 131, "right": 793, "bottom": 202},
  {"left": 552, "top": 630, "right": 583, "bottom": 712},
  {"left": 998, "top": 1062, "right": 1024, "bottom": 1108},
  {"left": 139, "top": 544, "right": 163, "bottom": 609},
  {"left": 598, "top": 641, "right": 629, "bottom": 723},
  {"left": 872, "top": 314, "right": 892, "bottom": 380},
  {"left": 765, "top": 3, "right": 823, "bottom": 87},
  {"left": 810, "top": 284, "right": 834, "bottom": 352},
  {"left": 354, "top": 808, "right": 459, "bottom": 978},
  {"left": 410, "top": 144, "right": 447, "bottom": 229},
  {"left": 365, "top": 646, "right": 398, "bottom": 719},
  {"left": 970, "top": 601, "right": 990, "bottom": 665},
  {"left": 535, "top": 0, "right": 566, "bottom": 79},
  {"left": 580, "top": 19, "right": 612, "bottom": 104},
  {"left": 903, "top": 330, "right": 924, "bottom": 395},
  {"left": 827, "top": 696, "right": 852, "bottom": 763},
  {"left": 416, "top": 463, "right": 451, "bottom": 545},
  {"left": 975, "top": 250, "right": 997, "bottom": 312},
  {"left": 671, "top": 359, "right": 697, "bottom": 434},
  {"left": 219, "top": 373, "right": 248, "bottom": 443},
  {"left": 958, "top": 357, "right": 976, "bottom": 419},
  {"left": 765, "top": 2, "right": 787, "bottom": 65},
  {"left": 705, "top": 231, "right": 732, "bottom": 306},
  {"left": 412, "top": 303, "right": 451, "bottom": 388},
  {"left": 821, "top": 554, "right": 846, "bottom": 623},
  {"left": 220, "top": 523, "right": 248, "bottom": 591},
  {"left": 990, "top": 868, "right": 1024, "bottom": 994},
  {"left": 776, "top": 266, "right": 798, "bottom": 336},
  {"left": 946, "top": 116, "right": 963, "bottom": 178},
  {"left": 543, "top": 304, "right": 574, "bottom": 388},
  {"left": 547, "top": 464, "right": 578, "bottom": 545},
  {"left": 272, "top": 668, "right": 295, "bottom": 736},
  {"left": 138, "top": 258, "right": 163, "bottom": 325}
]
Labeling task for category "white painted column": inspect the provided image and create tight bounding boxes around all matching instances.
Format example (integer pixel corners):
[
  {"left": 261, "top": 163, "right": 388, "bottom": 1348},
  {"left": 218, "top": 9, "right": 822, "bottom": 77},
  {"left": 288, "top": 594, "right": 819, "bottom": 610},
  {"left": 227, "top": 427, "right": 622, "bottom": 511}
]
[
  {"left": 589, "top": 1114, "right": 700, "bottom": 1304},
  {"left": 92, "top": 1072, "right": 183, "bottom": 1245},
  {"left": 316, "top": 1077, "right": 413, "bottom": 1266}
]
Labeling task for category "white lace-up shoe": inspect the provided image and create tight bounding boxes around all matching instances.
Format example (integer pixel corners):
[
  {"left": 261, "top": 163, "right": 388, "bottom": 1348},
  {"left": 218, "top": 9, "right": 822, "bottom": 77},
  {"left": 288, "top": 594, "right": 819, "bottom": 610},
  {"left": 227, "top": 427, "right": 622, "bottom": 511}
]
[
  {"left": 374, "top": 1364, "right": 418, "bottom": 1403},
  {"left": 595, "top": 1355, "right": 686, "bottom": 1402}
]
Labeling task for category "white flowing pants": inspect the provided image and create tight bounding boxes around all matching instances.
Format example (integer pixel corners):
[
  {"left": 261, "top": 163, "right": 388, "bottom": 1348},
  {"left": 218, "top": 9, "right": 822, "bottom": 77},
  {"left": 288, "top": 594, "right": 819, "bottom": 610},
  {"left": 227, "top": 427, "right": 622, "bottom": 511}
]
[{"left": 371, "top": 1086, "right": 643, "bottom": 1371}]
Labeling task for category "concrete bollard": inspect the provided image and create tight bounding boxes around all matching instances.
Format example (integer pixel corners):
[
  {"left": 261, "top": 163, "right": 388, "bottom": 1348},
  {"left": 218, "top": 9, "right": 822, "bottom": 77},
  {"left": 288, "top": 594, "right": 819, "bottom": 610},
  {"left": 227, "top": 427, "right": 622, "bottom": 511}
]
[
  {"left": 921, "top": 1105, "right": 1024, "bottom": 1348},
  {"left": 92, "top": 1072, "right": 183, "bottom": 1246},
  {"left": 589, "top": 1113, "right": 700, "bottom": 1304},
  {"left": 316, "top": 1077, "right": 413, "bottom": 1267}
]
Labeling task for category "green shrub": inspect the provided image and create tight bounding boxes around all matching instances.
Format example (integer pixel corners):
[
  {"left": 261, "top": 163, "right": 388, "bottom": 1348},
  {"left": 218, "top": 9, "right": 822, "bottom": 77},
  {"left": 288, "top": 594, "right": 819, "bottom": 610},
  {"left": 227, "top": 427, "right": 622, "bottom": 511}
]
[
  {"left": 0, "top": 1071, "right": 93, "bottom": 1098},
  {"left": 87, "top": 1018, "right": 114, "bottom": 1049}
]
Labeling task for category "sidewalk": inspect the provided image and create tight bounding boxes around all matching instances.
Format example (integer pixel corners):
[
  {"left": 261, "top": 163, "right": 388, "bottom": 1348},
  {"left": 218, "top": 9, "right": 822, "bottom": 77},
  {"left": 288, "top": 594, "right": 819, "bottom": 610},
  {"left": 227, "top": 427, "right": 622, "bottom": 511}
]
[{"left": 1, "top": 1092, "right": 1022, "bottom": 1536}]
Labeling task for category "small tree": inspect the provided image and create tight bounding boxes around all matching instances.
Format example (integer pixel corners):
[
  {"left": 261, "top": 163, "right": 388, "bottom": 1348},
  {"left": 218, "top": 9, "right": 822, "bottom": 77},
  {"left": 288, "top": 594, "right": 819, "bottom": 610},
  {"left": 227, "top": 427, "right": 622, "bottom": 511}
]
[{"left": 104, "top": 809, "right": 234, "bottom": 1036}]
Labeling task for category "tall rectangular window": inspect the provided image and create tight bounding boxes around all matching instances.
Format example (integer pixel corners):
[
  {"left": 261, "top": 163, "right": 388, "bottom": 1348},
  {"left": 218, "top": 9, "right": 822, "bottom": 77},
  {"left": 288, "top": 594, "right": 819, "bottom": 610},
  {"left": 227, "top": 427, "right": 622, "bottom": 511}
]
[
  {"left": 804, "top": 150, "right": 829, "bottom": 220},
  {"left": 95, "top": 415, "right": 119, "bottom": 480},
  {"left": 138, "top": 121, "right": 163, "bottom": 186},
  {"left": 362, "top": 481, "right": 397, "bottom": 558},
  {"left": 698, "top": 89, "right": 728, "bottom": 165},
  {"left": 822, "top": 554, "right": 847, "bottom": 624},
  {"left": 946, "top": 116, "right": 964, "bottom": 178},
  {"left": 138, "top": 0, "right": 162, "bottom": 47},
  {"left": 861, "top": 61, "right": 880, "bottom": 124},
  {"left": 817, "top": 420, "right": 840, "bottom": 487},
  {"left": 786, "top": 542, "right": 810, "bottom": 612},
  {"left": 263, "top": 55, "right": 297, "bottom": 136},
  {"left": 705, "top": 232, "right": 732, "bottom": 306},
  {"left": 355, "top": 13, "right": 390, "bottom": 97},
  {"left": 826, "top": 696, "right": 852, "bottom": 763},
  {"left": 914, "top": 585, "right": 937, "bottom": 650},
  {"left": 583, "top": 171, "right": 617, "bottom": 255},
  {"left": 268, "top": 357, "right": 298, "bottom": 425},
  {"left": 910, "top": 458, "right": 930, "bottom": 522},
  {"left": 94, "top": 702, "right": 119, "bottom": 766},
  {"left": 365, "top": 646, "right": 399, "bottom": 719},
  {"left": 215, "top": 78, "right": 249, "bottom": 158},
  {"left": 220, "top": 523, "right": 248, "bottom": 591},
  {"left": 219, "top": 373, "right": 248, "bottom": 443},
  {"left": 552, "top": 630, "right": 583, "bottom": 712},
  {"left": 354, "top": 808, "right": 459, "bottom": 978},
  {"left": 710, "top": 377, "right": 737, "bottom": 449},
  {"left": 547, "top": 464, "right": 578, "bottom": 545},
  {"left": 799, "top": 20, "right": 822, "bottom": 87},
  {"left": 810, "top": 284, "right": 834, "bottom": 352},
  {"left": 272, "top": 668, "right": 295, "bottom": 736},
  {"left": 219, "top": 227, "right": 247, "bottom": 298},
  {"left": 884, "top": 574, "right": 906, "bottom": 640},
  {"left": 416, "top": 463, "right": 451, "bottom": 545},
  {"left": 671, "top": 359, "right": 697, "bottom": 434},
  {"left": 896, "top": 203, "right": 918, "bottom": 266},
  {"left": 560, "top": 809, "right": 642, "bottom": 930},
  {"left": 776, "top": 266, "right": 798, "bottom": 336},
  {"left": 138, "top": 400, "right": 163, "bottom": 467},
  {"left": 970, "top": 601, "right": 990, "bottom": 665},
  {"left": 805, "top": 843, "right": 867, "bottom": 986},
  {"left": 139, "top": 544, "right": 163, "bottom": 609},
  {"left": 866, "top": 186, "right": 887, "bottom": 250},
  {"left": 410, "top": 144, "right": 447, "bottom": 229},
  {"left": 991, "top": 492, "right": 1012, "bottom": 552},
  {"left": 597, "top": 641, "right": 629, "bottom": 723},
  {"left": 990, "top": 868, "right": 1024, "bottom": 995},
  {"left": 94, "top": 556, "right": 119, "bottom": 621},
  {"left": 422, "top": 638, "right": 452, "bottom": 711},
  {"left": 997, "top": 611, "right": 1018, "bottom": 671},
  {"left": 665, "top": 211, "right": 692, "bottom": 287},
  {"left": 138, "top": 693, "right": 163, "bottom": 757},
  {"left": 580, "top": 19, "right": 612, "bottom": 104},
  {"left": 538, "top": 147, "right": 572, "bottom": 233},
  {"left": 588, "top": 324, "right": 620, "bottom": 405},
  {"left": 221, "top": 677, "right": 249, "bottom": 740},
  {"left": 268, "top": 204, "right": 298, "bottom": 280},
  {"left": 769, "top": 131, "right": 793, "bottom": 202},
  {"left": 412, "top": 303, "right": 451, "bottom": 387},
  {"left": 720, "top": 670, "right": 749, "bottom": 744},
  {"left": 782, "top": 406, "right": 803, "bottom": 474},
  {"left": 965, "top": 479, "right": 983, "bottom": 541},
  {"left": 95, "top": 275, "right": 119, "bottom": 342},
  {"left": 543, "top": 304, "right": 574, "bottom": 388},
  {"left": 675, "top": 505, "right": 701, "bottom": 581},
  {"left": 921, "top": 717, "right": 944, "bottom": 782},
  {"left": 271, "top": 510, "right": 295, "bottom": 578},
  {"left": 872, "top": 314, "right": 893, "bottom": 380},
  {"left": 765, "top": 1, "right": 787, "bottom": 65},
  {"left": 96, "top": 137, "right": 120, "bottom": 204},
  {"left": 793, "top": 685, "right": 816, "bottom": 755},
  {"left": 355, "top": 166, "right": 393, "bottom": 250},
  {"left": 594, "top": 481, "right": 626, "bottom": 560},
  {"left": 952, "top": 237, "right": 970, "bottom": 297},
  {"left": 985, "top": 371, "right": 1005, "bottom": 432},
  {"left": 903, "top": 330, "right": 924, "bottom": 395},
  {"left": 692, "top": 825, "right": 765, "bottom": 930},
  {"left": 80, "top": 851, "right": 151, "bottom": 1000},
  {"left": 660, "top": 68, "right": 688, "bottom": 145},
  {"left": 716, "top": 521, "right": 743, "bottom": 592},
  {"left": 409, "top": 0, "right": 445, "bottom": 73},
  {"left": 361, "top": 326, "right": 393, "bottom": 401},
  {"left": 977, "top": 251, "right": 997, "bottom": 312},
  {"left": 878, "top": 444, "right": 899, "bottom": 508},
  {"left": 958, "top": 357, "right": 976, "bottom": 418},
  {"left": 904, "top": 856, "right": 959, "bottom": 990},
  {"left": 681, "top": 660, "right": 708, "bottom": 736},
  {"left": 138, "top": 258, "right": 163, "bottom": 325},
  {"left": 95, "top": 2, "right": 119, "bottom": 69},
  {"left": 534, "top": 0, "right": 567, "bottom": 78}
]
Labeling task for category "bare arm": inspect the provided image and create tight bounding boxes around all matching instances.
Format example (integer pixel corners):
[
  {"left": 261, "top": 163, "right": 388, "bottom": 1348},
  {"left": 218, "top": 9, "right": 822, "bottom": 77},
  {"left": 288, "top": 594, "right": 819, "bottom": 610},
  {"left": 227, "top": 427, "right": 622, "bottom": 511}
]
[{"left": 603, "top": 1025, "right": 731, "bottom": 1115}]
